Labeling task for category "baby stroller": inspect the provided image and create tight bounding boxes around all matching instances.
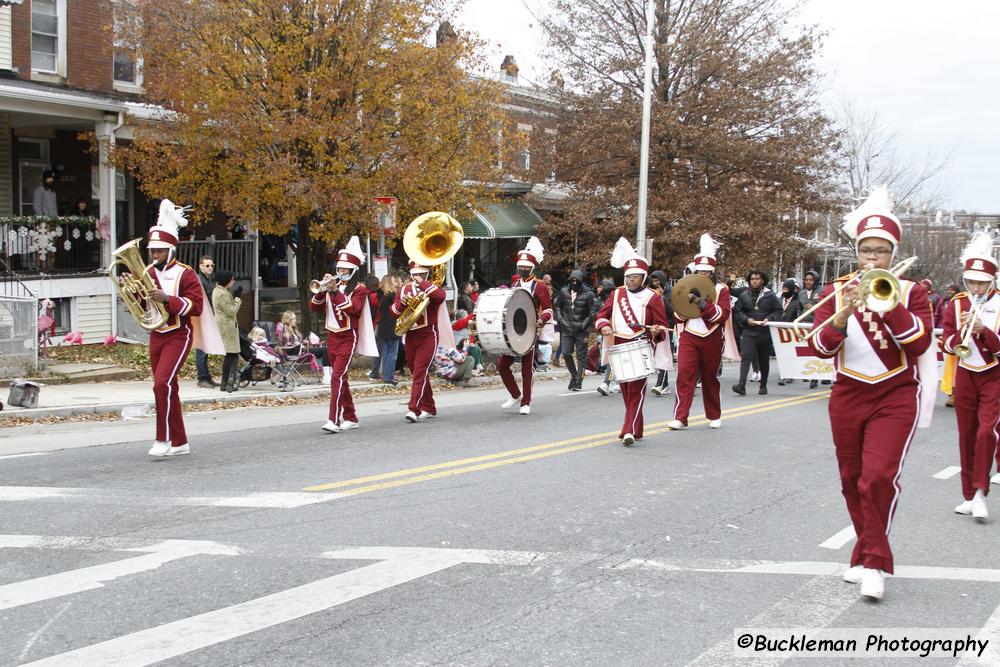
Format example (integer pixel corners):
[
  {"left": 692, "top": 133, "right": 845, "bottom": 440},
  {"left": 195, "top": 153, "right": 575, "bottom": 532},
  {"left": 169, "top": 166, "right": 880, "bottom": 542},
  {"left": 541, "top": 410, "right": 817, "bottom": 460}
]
[{"left": 237, "top": 337, "right": 281, "bottom": 389}]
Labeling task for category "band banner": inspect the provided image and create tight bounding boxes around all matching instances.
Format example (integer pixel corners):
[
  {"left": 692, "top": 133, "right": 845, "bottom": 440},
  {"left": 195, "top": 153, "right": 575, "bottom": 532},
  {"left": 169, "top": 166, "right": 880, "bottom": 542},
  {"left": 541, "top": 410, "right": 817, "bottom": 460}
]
[{"left": 766, "top": 322, "right": 835, "bottom": 381}]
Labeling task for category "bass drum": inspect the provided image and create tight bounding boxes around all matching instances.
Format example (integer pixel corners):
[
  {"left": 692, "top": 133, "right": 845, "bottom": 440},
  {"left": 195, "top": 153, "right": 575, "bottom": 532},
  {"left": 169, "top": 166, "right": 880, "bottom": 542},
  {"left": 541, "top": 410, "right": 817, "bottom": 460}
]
[{"left": 474, "top": 287, "right": 538, "bottom": 356}]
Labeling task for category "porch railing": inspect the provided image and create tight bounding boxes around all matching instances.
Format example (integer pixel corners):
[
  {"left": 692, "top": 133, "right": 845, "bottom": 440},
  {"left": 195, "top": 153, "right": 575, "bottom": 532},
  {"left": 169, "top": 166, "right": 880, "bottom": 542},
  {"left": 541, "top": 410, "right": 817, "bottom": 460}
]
[
  {"left": 0, "top": 217, "right": 103, "bottom": 275},
  {"left": 0, "top": 258, "right": 36, "bottom": 299},
  {"left": 177, "top": 239, "right": 257, "bottom": 282}
]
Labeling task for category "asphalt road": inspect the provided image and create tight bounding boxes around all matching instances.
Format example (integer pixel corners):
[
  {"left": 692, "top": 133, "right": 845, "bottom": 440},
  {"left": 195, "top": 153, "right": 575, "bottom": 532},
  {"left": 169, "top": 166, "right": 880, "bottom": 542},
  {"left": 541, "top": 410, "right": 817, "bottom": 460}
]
[{"left": 1, "top": 368, "right": 998, "bottom": 666}]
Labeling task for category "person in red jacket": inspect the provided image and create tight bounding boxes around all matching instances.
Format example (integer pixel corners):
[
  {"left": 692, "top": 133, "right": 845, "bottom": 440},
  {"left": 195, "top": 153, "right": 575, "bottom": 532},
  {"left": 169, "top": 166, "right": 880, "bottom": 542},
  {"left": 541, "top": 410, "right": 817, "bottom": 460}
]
[
  {"left": 594, "top": 238, "right": 670, "bottom": 446},
  {"left": 144, "top": 200, "right": 225, "bottom": 458},
  {"left": 807, "top": 187, "right": 935, "bottom": 601},
  {"left": 941, "top": 232, "right": 1000, "bottom": 521},
  {"left": 498, "top": 236, "right": 554, "bottom": 415},
  {"left": 668, "top": 234, "right": 731, "bottom": 430},
  {"left": 309, "top": 236, "right": 377, "bottom": 433},
  {"left": 391, "top": 261, "right": 453, "bottom": 422}
]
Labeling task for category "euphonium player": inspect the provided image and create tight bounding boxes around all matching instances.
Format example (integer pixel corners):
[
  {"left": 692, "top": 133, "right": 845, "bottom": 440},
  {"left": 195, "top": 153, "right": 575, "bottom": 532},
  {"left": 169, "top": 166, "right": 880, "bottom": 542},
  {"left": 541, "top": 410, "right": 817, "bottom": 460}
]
[
  {"left": 309, "top": 236, "right": 377, "bottom": 433},
  {"left": 145, "top": 200, "right": 224, "bottom": 458},
  {"left": 941, "top": 232, "right": 1000, "bottom": 521},
  {"left": 806, "top": 187, "right": 935, "bottom": 601}
]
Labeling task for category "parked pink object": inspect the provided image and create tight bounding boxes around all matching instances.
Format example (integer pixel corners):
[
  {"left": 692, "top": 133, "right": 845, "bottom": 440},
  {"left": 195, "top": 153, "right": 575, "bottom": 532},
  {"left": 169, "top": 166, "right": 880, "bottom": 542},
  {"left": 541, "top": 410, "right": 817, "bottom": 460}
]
[
  {"left": 103, "top": 334, "right": 117, "bottom": 346},
  {"left": 63, "top": 331, "right": 84, "bottom": 345}
]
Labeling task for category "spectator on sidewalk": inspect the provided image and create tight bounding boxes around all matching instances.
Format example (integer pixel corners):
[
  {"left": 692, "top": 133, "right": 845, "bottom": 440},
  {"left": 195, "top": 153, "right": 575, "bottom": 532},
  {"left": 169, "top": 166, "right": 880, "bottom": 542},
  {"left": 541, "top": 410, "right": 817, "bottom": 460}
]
[
  {"left": 457, "top": 280, "right": 476, "bottom": 315},
  {"left": 732, "top": 269, "right": 782, "bottom": 396},
  {"left": 365, "top": 274, "right": 383, "bottom": 379},
  {"left": 433, "top": 344, "right": 477, "bottom": 383},
  {"left": 649, "top": 269, "right": 675, "bottom": 396},
  {"left": 212, "top": 270, "right": 243, "bottom": 393},
  {"left": 195, "top": 255, "right": 218, "bottom": 387},
  {"left": 555, "top": 269, "right": 596, "bottom": 391},
  {"left": 776, "top": 278, "right": 803, "bottom": 386},
  {"left": 376, "top": 274, "right": 402, "bottom": 385},
  {"left": 276, "top": 310, "right": 331, "bottom": 384}
]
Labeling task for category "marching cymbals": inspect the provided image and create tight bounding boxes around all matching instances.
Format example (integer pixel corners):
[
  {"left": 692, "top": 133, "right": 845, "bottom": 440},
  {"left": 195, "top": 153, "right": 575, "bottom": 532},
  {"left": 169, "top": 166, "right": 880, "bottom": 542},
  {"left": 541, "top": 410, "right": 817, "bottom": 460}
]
[{"left": 671, "top": 274, "right": 716, "bottom": 320}]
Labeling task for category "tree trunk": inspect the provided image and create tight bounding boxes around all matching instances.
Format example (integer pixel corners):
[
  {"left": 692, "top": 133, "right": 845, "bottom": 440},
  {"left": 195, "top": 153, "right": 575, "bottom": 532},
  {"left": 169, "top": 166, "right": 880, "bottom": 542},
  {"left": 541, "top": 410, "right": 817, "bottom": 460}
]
[{"left": 296, "top": 216, "right": 317, "bottom": 334}]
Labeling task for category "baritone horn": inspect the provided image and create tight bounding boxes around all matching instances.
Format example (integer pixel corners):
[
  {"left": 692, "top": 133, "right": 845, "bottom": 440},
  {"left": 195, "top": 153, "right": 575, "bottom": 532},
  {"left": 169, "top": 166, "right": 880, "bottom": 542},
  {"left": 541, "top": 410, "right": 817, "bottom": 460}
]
[
  {"left": 111, "top": 238, "right": 169, "bottom": 331},
  {"left": 395, "top": 211, "right": 464, "bottom": 336},
  {"left": 793, "top": 256, "right": 918, "bottom": 341}
]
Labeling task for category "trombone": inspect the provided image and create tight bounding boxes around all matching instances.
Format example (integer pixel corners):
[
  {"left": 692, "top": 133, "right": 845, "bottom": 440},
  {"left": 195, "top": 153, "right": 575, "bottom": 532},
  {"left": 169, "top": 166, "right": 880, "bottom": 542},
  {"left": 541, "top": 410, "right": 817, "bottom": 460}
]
[
  {"left": 953, "top": 294, "right": 985, "bottom": 359},
  {"left": 792, "top": 256, "right": 918, "bottom": 341}
]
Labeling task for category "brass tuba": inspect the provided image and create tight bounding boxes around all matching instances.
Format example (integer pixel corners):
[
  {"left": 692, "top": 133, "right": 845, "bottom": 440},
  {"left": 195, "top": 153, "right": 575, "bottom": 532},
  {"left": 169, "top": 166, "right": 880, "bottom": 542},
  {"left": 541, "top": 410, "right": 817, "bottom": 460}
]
[
  {"left": 111, "top": 238, "right": 169, "bottom": 332},
  {"left": 395, "top": 211, "right": 464, "bottom": 336}
]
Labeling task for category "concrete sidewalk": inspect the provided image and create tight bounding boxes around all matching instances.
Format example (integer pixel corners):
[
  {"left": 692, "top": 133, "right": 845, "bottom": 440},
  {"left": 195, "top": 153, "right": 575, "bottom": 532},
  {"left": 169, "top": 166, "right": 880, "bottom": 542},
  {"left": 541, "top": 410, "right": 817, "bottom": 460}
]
[{"left": 1, "top": 367, "right": 571, "bottom": 421}]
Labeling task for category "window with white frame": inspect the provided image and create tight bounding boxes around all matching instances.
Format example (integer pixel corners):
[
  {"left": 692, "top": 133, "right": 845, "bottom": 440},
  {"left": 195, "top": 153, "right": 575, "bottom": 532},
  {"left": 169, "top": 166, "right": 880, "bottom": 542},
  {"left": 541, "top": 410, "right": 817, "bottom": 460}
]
[
  {"left": 31, "top": 0, "right": 59, "bottom": 73},
  {"left": 112, "top": 1, "right": 142, "bottom": 87}
]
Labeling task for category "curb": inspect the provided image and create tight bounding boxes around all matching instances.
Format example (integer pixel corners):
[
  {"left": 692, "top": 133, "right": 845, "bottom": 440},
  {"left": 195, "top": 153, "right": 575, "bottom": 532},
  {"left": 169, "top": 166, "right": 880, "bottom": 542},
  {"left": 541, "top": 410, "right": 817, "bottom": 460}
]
[{"left": 2, "top": 369, "right": 571, "bottom": 421}]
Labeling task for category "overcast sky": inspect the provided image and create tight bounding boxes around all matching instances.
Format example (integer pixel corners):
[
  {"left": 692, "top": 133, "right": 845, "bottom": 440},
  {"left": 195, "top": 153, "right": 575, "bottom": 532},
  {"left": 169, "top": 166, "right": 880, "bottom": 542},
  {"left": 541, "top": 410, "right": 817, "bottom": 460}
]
[{"left": 457, "top": 0, "right": 1000, "bottom": 212}]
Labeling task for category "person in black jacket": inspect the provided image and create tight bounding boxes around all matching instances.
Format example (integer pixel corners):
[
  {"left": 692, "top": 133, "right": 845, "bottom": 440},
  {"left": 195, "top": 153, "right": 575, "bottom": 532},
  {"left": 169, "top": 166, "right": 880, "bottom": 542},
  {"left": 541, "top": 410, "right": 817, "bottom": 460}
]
[
  {"left": 555, "top": 269, "right": 596, "bottom": 391},
  {"left": 649, "top": 269, "right": 675, "bottom": 395},
  {"left": 776, "top": 278, "right": 803, "bottom": 387},
  {"left": 375, "top": 274, "right": 401, "bottom": 385},
  {"left": 732, "top": 270, "right": 782, "bottom": 395}
]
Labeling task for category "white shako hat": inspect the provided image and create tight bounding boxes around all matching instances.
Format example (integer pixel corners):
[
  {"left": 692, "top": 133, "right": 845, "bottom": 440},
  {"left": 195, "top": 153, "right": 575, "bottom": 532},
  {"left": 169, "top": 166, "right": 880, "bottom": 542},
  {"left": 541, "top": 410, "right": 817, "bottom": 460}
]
[
  {"left": 842, "top": 185, "right": 902, "bottom": 249},
  {"left": 960, "top": 231, "right": 998, "bottom": 282},
  {"left": 336, "top": 236, "right": 364, "bottom": 270},
  {"left": 611, "top": 237, "right": 649, "bottom": 276},
  {"left": 147, "top": 199, "right": 189, "bottom": 249},
  {"left": 692, "top": 233, "right": 720, "bottom": 271},
  {"left": 516, "top": 236, "right": 545, "bottom": 268}
]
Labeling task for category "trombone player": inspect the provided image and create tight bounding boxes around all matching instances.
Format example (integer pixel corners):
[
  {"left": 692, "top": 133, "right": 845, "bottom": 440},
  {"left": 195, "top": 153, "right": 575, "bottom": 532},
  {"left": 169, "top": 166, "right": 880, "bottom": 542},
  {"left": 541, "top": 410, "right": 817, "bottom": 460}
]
[
  {"left": 805, "top": 187, "right": 933, "bottom": 601},
  {"left": 941, "top": 232, "right": 1000, "bottom": 521}
]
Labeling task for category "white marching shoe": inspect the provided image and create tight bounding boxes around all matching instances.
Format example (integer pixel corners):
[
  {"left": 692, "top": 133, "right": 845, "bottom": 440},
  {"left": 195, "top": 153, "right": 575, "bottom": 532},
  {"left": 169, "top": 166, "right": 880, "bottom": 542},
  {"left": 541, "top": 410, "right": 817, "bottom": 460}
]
[
  {"left": 404, "top": 411, "right": 418, "bottom": 423},
  {"left": 164, "top": 444, "right": 190, "bottom": 456},
  {"left": 322, "top": 420, "right": 340, "bottom": 433},
  {"left": 417, "top": 411, "right": 435, "bottom": 420},
  {"left": 596, "top": 383, "right": 610, "bottom": 396},
  {"left": 519, "top": 405, "right": 531, "bottom": 415},
  {"left": 501, "top": 397, "right": 518, "bottom": 409},
  {"left": 339, "top": 420, "right": 359, "bottom": 430},
  {"left": 955, "top": 499, "right": 974, "bottom": 515},
  {"left": 751, "top": 371, "right": 761, "bottom": 382},
  {"left": 666, "top": 420, "right": 687, "bottom": 430},
  {"left": 708, "top": 419, "right": 722, "bottom": 429},
  {"left": 972, "top": 490, "right": 989, "bottom": 520},
  {"left": 148, "top": 441, "right": 171, "bottom": 457},
  {"left": 622, "top": 433, "right": 635, "bottom": 447},
  {"left": 843, "top": 565, "right": 864, "bottom": 584},
  {"left": 609, "top": 383, "right": 620, "bottom": 394},
  {"left": 859, "top": 568, "right": 885, "bottom": 600},
  {"left": 992, "top": 472, "right": 1000, "bottom": 485},
  {"left": 322, "top": 367, "right": 332, "bottom": 384}
]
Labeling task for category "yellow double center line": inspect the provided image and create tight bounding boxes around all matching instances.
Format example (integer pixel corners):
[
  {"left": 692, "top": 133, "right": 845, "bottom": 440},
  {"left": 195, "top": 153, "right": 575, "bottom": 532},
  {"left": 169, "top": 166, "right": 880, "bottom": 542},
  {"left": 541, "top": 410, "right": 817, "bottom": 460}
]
[{"left": 303, "top": 391, "right": 831, "bottom": 497}]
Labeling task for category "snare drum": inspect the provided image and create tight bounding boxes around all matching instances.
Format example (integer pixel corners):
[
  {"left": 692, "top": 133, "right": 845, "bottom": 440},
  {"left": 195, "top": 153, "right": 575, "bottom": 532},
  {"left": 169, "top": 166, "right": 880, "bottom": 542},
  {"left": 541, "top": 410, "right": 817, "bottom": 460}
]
[
  {"left": 474, "top": 288, "right": 538, "bottom": 356},
  {"left": 607, "top": 339, "right": 655, "bottom": 382}
]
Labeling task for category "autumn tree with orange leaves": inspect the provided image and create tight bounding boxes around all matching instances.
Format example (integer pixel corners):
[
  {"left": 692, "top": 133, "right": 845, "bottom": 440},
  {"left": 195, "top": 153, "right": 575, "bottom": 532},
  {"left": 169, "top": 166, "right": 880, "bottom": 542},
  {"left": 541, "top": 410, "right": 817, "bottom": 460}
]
[
  {"left": 532, "top": 0, "right": 839, "bottom": 277},
  {"left": 112, "top": 1, "right": 510, "bottom": 328}
]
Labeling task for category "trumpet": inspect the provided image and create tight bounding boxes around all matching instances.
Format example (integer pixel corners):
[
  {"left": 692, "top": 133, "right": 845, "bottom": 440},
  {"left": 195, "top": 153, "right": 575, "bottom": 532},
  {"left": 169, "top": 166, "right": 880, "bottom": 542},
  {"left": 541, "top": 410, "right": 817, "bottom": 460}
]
[
  {"left": 954, "top": 294, "right": 985, "bottom": 359},
  {"left": 309, "top": 275, "right": 338, "bottom": 294},
  {"left": 793, "top": 256, "right": 918, "bottom": 341}
]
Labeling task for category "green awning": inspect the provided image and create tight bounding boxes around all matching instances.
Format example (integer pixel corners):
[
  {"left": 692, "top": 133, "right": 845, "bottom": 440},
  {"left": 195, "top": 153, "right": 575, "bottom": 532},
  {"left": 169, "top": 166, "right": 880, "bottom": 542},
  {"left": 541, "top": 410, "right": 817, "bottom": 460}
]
[{"left": 460, "top": 201, "right": 544, "bottom": 239}]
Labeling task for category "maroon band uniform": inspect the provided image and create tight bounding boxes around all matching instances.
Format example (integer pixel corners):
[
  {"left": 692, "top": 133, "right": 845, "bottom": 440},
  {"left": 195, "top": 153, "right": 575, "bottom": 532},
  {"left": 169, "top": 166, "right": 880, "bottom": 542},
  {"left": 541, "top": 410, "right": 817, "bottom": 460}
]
[
  {"left": 498, "top": 276, "right": 554, "bottom": 407},
  {"left": 310, "top": 283, "right": 372, "bottom": 425},
  {"left": 391, "top": 278, "right": 445, "bottom": 416},
  {"left": 673, "top": 283, "right": 731, "bottom": 425}
]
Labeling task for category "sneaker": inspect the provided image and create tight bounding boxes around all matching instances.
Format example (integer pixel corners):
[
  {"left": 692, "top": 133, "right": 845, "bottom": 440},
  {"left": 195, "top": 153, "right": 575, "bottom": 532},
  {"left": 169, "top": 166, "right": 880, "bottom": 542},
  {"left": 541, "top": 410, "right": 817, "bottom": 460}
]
[
  {"left": 501, "top": 397, "right": 518, "bottom": 409},
  {"left": 609, "top": 383, "right": 620, "bottom": 394},
  {"left": 777, "top": 379, "right": 786, "bottom": 386},
  {"left": 417, "top": 411, "right": 435, "bottom": 420},
  {"left": 859, "top": 568, "right": 885, "bottom": 600},
  {"left": 695, "top": 381, "right": 702, "bottom": 389},
  {"left": 622, "top": 433, "right": 635, "bottom": 447},
  {"left": 164, "top": 444, "right": 190, "bottom": 457},
  {"left": 732, "top": 384, "right": 746, "bottom": 395},
  {"left": 571, "top": 379, "right": 582, "bottom": 391},
  {"left": 651, "top": 386, "right": 664, "bottom": 396},
  {"left": 666, "top": 420, "right": 687, "bottom": 430},
  {"left": 809, "top": 379, "right": 819, "bottom": 389},
  {"left": 519, "top": 405, "right": 531, "bottom": 415},
  {"left": 596, "top": 383, "right": 610, "bottom": 396},
  {"left": 322, "top": 420, "right": 340, "bottom": 433},
  {"left": 751, "top": 371, "right": 760, "bottom": 382},
  {"left": 405, "top": 411, "right": 418, "bottom": 423},
  {"left": 148, "top": 441, "right": 171, "bottom": 457},
  {"left": 955, "top": 499, "right": 974, "bottom": 515},
  {"left": 661, "top": 386, "right": 671, "bottom": 396},
  {"left": 843, "top": 565, "right": 864, "bottom": 584},
  {"left": 708, "top": 419, "right": 721, "bottom": 429},
  {"left": 821, "top": 380, "right": 831, "bottom": 385},
  {"left": 568, "top": 379, "right": 577, "bottom": 391},
  {"left": 367, "top": 371, "right": 379, "bottom": 379},
  {"left": 946, "top": 394, "right": 956, "bottom": 408},
  {"left": 758, "top": 385, "right": 767, "bottom": 395},
  {"left": 972, "top": 491, "right": 989, "bottom": 520},
  {"left": 340, "top": 420, "right": 359, "bottom": 430},
  {"left": 382, "top": 379, "right": 398, "bottom": 386},
  {"left": 197, "top": 380, "right": 215, "bottom": 388}
]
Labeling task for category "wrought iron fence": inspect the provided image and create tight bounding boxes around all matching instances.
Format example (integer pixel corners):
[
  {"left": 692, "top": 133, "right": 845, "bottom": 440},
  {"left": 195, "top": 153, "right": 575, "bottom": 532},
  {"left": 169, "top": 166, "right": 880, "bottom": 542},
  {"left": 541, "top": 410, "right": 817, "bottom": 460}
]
[
  {"left": 177, "top": 239, "right": 256, "bottom": 281},
  {"left": 0, "top": 296, "right": 38, "bottom": 374},
  {"left": 0, "top": 217, "right": 102, "bottom": 274}
]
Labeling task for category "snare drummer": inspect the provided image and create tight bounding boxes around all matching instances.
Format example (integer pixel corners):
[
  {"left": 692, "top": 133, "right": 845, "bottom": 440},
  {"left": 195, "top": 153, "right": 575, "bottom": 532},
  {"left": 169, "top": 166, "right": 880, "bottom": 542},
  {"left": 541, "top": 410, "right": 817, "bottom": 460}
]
[
  {"left": 498, "top": 236, "right": 554, "bottom": 415},
  {"left": 594, "top": 238, "right": 670, "bottom": 446}
]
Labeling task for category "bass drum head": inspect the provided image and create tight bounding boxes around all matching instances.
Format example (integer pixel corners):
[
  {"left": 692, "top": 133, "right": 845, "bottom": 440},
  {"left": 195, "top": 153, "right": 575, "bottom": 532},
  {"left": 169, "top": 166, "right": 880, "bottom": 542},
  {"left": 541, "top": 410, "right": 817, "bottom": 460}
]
[
  {"left": 475, "top": 288, "right": 515, "bottom": 355},
  {"left": 504, "top": 288, "right": 537, "bottom": 356}
]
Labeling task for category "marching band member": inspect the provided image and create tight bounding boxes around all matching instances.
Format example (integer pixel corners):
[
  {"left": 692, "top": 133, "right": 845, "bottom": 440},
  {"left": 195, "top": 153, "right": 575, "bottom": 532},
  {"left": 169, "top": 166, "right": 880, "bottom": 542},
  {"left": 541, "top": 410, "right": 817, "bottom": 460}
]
[
  {"left": 668, "top": 234, "right": 731, "bottom": 430},
  {"left": 941, "top": 232, "right": 1000, "bottom": 521},
  {"left": 146, "top": 200, "right": 224, "bottom": 457},
  {"left": 807, "top": 187, "right": 934, "bottom": 601},
  {"left": 391, "top": 261, "right": 453, "bottom": 422},
  {"left": 498, "top": 236, "right": 554, "bottom": 415},
  {"left": 310, "top": 236, "right": 377, "bottom": 433},
  {"left": 594, "top": 238, "right": 669, "bottom": 446}
]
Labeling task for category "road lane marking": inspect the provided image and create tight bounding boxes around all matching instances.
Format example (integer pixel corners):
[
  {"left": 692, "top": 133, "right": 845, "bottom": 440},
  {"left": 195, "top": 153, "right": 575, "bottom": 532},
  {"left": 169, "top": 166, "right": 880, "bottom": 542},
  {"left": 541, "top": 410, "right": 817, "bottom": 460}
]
[
  {"left": 0, "top": 488, "right": 342, "bottom": 509},
  {"left": 305, "top": 392, "right": 832, "bottom": 494},
  {"left": 818, "top": 525, "right": 856, "bottom": 550},
  {"left": 933, "top": 466, "right": 962, "bottom": 480},
  {"left": 0, "top": 540, "right": 239, "bottom": 611},
  {"left": 0, "top": 452, "right": 48, "bottom": 460},
  {"left": 22, "top": 547, "right": 527, "bottom": 667}
]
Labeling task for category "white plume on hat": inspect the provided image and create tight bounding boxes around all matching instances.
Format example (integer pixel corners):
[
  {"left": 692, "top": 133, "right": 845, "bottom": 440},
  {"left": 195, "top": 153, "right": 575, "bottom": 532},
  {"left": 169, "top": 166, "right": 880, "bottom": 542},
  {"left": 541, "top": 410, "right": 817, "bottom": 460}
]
[
  {"left": 156, "top": 198, "right": 190, "bottom": 233},
  {"left": 842, "top": 185, "right": 893, "bottom": 240},
  {"left": 343, "top": 235, "right": 364, "bottom": 262},
  {"left": 610, "top": 237, "right": 639, "bottom": 268},
  {"left": 698, "top": 233, "right": 719, "bottom": 259},
  {"left": 961, "top": 231, "right": 994, "bottom": 266},
  {"left": 522, "top": 236, "right": 544, "bottom": 264}
]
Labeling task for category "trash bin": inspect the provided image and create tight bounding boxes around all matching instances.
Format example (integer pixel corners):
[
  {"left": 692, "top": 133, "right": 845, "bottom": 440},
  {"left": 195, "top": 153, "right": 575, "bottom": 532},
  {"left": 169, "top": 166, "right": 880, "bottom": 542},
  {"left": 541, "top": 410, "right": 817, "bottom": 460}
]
[{"left": 7, "top": 380, "right": 41, "bottom": 408}]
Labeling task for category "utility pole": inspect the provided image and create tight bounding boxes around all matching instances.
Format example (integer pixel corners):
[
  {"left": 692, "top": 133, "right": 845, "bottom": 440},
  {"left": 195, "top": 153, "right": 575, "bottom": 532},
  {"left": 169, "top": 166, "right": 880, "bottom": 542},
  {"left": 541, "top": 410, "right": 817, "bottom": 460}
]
[{"left": 636, "top": 0, "right": 656, "bottom": 257}]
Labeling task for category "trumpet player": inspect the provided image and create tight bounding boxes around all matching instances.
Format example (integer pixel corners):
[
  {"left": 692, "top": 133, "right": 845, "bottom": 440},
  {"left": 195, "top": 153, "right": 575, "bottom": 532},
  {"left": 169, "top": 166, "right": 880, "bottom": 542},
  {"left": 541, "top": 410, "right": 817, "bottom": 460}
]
[
  {"left": 145, "top": 200, "right": 224, "bottom": 458},
  {"left": 309, "top": 236, "right": 377, "bottom": 433},
  {"left": 941, "top": 232, "right": 1000, "bottom": 521},
  {"left": 806, "top": 187, "right": 934, "bottom": 601}
]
